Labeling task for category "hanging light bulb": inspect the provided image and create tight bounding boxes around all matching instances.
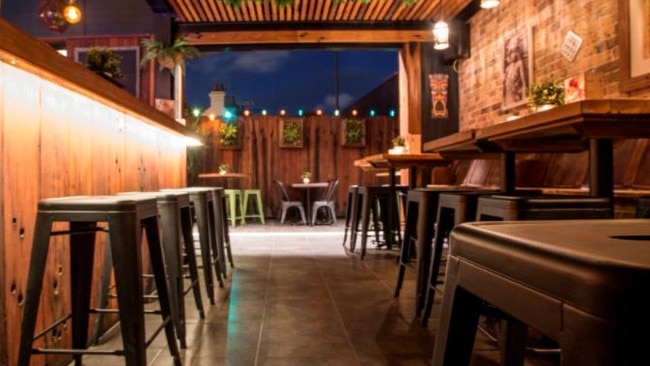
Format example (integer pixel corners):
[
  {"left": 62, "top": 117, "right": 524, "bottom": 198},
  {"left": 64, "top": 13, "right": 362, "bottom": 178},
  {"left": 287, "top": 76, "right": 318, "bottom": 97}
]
[
  {"left": 433, "top": 20, "right": 450, "bottom": 50},
  {"left": 63, "top": 0, "right": 82, "bottom": 24},
  {"left": 37, "top": 0, "right": 69, "bottom": 33},
  {"left": 480, "top": 0, "right": 500, "bottom": 9}
]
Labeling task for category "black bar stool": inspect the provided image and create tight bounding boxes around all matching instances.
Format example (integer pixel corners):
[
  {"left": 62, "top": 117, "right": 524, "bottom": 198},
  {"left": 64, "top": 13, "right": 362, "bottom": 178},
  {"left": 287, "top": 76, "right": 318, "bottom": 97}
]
[
  {"left": 342, "top": 185, "right": 359, "bottom": 248},
  {"left": 210, "top": 187, "right": 234, "bottom": 272},
  {"left": 426, "top": 193, "right": 613, "bottom": 365},
  {"left": 162, "top": 187, "right": 224, "bottom": 304},
  {"left": 101, "top": 191, "right": 206, "bottom": 348},
  {"left": 357, "top": 185, "right": 407, "bottom": 259},
  {"left": 18, "top": 196, "right": 181, "bottom": 366},
  {"left": 394, "top": 188, "right": 439, "bottom": 303}
]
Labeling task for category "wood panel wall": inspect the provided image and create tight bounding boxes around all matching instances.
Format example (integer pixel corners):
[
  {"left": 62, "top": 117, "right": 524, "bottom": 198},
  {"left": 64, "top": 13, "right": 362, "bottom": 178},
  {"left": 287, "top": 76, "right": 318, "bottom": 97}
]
[
  {"left": 1, "top": 62, "right": 187, "bottom": 366},
  {"left": 193, "top": 115, "right": 400, "bottom": 219}
]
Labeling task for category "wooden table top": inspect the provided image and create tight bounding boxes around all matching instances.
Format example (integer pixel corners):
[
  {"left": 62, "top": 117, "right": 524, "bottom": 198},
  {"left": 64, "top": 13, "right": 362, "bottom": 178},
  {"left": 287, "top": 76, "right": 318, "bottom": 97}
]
[
  {"left": 354, "top": 152, "right": 450, "bottom": 170},
  {"left": 199, "top": 172, "right": 251, "bottom": 179},
  {"left": 423, "top": 99, "right": 650, "bottom": 154},
  {"left": 291, "top": 182, "right": 330, "bottom": 188}
]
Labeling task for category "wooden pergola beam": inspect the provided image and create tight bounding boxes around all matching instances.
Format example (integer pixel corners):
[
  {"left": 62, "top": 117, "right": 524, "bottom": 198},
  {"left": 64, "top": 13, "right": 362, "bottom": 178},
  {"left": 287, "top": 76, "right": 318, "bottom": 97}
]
[{"left": 180, "top": 29, "right": 434, "bottom": 45}]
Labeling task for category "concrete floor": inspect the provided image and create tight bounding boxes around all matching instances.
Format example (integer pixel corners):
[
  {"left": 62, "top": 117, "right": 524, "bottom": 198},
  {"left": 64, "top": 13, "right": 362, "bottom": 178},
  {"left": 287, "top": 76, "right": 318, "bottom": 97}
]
[{"left": 73, "top": 219, "right": 560, "bottom": 366}]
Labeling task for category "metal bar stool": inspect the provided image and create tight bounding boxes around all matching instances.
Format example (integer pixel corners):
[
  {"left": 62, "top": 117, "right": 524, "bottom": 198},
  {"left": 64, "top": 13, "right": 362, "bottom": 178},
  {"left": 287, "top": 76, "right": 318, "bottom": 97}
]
[
  {"left": 242, "top": 189, "right": 265, "bottom": 224},
  {"left": 342, "top": 185, "right": 360, "bottom": 248},
  {"left": 18, "top": 196, "right": 181, "bottom": 366},
  {"left": 427, "top": 193, "right": 613, "bottom": 365},
  {"left": 357, "top": 185, "right": 407, "bottom": 259},
  {"left": 162, "top": 187, "right": 224, "bottom": 304},
  {"left": 224, "top": 189, "right": 244, "bottom": 227},
  {"left": 94, "top": 191, "right": 205, "bottom": 349},
  {"left": 433, "top": 219, "right": 650, "bottom": 366},
  {"left": 210, "top": 187, "right": 234, "bottom": 272}
]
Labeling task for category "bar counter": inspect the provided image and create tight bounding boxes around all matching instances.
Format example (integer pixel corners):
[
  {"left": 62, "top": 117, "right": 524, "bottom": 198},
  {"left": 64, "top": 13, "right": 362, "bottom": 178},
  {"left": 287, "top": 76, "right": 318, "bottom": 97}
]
[{"left": 0, "top": 19, "right": 199, "bottom": 365}]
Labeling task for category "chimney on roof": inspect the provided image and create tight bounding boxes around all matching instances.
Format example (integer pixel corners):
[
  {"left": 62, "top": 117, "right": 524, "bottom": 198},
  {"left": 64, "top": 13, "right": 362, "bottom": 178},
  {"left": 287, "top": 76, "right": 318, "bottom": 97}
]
[{"left": 202, "top": 84, "right": 226, "bottom": 118}]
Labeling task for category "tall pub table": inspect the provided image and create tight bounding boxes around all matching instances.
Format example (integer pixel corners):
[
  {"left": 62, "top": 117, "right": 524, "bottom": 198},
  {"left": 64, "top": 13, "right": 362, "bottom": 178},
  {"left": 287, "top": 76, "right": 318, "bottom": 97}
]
[{"left": 354, "top": 153, "right": 451, "bottom": 248}]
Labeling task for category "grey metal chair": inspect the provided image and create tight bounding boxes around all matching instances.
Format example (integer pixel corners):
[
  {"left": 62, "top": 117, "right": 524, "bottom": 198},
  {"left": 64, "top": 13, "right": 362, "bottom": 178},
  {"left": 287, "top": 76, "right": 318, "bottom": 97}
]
[
  {"left": 275, "top": 180, "right": 307, "bottom": 225},
  {"left": 311, "top": 179, "right": 339, "bottom": 225}
]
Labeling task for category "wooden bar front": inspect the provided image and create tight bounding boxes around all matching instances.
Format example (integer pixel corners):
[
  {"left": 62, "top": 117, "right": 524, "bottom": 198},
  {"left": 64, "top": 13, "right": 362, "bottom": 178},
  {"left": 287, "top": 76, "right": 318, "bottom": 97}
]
[{"left": 0, "top": 20, "right": 197, "bottom": 365}]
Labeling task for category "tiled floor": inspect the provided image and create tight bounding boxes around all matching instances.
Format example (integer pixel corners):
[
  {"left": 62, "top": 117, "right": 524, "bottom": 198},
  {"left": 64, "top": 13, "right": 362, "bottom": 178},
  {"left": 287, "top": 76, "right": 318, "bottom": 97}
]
[{"left": 76, "top": 220, "right": 560, "bottom": 366}]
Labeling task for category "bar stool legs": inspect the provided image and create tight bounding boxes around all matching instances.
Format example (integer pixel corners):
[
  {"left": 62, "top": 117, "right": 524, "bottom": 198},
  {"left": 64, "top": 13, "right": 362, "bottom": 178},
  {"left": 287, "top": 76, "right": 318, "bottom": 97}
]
[
  {"left": 342, "top": 185, "right": 359, "bottom": 248},
  {"left": 18, "top": 196, "right": 181, "bottom": 366}
]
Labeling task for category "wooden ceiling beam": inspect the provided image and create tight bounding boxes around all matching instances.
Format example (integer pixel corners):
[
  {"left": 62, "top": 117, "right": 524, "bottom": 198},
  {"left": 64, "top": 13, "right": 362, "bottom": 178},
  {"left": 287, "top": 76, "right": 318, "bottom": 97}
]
[{"left": 181, "top": 29, "right": 434, "bottom": 45}]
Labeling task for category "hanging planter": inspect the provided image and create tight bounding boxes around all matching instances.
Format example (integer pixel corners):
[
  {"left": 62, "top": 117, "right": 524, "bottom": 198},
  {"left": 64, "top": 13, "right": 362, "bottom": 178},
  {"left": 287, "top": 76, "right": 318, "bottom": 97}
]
[{"left": 140, "top": 37, "right": 200, "bottom": 75}]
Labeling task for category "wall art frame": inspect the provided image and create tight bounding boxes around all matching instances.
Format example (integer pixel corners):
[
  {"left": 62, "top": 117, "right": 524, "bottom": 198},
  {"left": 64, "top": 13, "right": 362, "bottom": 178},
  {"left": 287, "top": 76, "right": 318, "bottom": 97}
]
[
  {"left": 620, "top": 0, "right": 650, "bottom": 92},
  {"left": 502, "top": 26, "right": 533, "bottom": 111}
]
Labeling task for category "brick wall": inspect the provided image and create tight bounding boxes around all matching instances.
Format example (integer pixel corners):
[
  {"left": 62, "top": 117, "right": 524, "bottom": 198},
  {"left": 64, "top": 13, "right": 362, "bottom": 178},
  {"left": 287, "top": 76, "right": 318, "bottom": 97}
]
[{"left": 458, "top": 0, "right": 648, "bottom": 130}]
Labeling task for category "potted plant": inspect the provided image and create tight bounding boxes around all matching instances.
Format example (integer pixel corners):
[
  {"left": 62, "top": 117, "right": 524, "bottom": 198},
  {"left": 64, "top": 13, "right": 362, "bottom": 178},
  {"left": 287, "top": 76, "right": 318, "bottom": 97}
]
[
  {"left": 300, "top": 171, "right": 312, "bottom": 184},
  {"left": 140, "top": 37, "right": 200, "bottom": 75},
  {"left": 528, "top": 79, "right": 565, "bottom": 111},
  {"left": 390, "top": 135, "right": 406, "bottom": 154},
  {"left": 85, "top": 47, "right": 124, "bottom": 83},
  {"left": 219, "top": 163, "right": 229, "bottom": 175},
  {"left": 218, "top": 122, "right": 240, "bottom": 148}
]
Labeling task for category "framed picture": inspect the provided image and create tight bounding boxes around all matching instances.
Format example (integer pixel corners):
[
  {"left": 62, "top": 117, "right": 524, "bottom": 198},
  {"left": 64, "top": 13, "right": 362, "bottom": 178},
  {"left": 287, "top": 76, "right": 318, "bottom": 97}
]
[
  {"left": 620, "top": 0, "right": 650, "bottom": 92},
  {"left": 279, "top": 118, "right": 303, "bottom": 148},
  {"left": 502, "top": 27, "right": 532, "bottom": 111},
  {"left": 340, "top": 118, "right": 366, "bottom": 147},
  {"left": 74, "top": 46, "right": 140, "bottom": 97}
]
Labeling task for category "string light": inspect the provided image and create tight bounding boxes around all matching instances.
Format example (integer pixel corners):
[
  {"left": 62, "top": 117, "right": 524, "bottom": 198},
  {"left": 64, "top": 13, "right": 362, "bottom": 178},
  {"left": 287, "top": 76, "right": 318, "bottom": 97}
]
[
  {"left": 243, "top": 109, "right": 250, "bottom": 116},
  {"left": 369, "top": 110, "right": 376, "bottom": 117},
  {"left": 352, "top": 109, "right": 358, "bottom": 116},
  {"left": 334, "top": 109, "right": 340, "bottom": 116},
  {"left": 262, "top": 110, "right": 267, "bottom": 116},
  {"left": 297, "top": 109, "right": 304, "bottom": 116},
  {"left": 280, "top": 109, "right": 286, "bottom": 116},
  {"left": 63, "top": 0, "right": 82, "bottom": 24},
  {"left": 316, "top": 109, "right": 323, "bottom": 116}
]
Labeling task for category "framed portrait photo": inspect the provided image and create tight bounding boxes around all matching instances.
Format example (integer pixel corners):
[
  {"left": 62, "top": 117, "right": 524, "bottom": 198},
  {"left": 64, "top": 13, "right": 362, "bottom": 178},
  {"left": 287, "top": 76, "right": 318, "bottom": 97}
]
[
  {"left": 502, "top": 27, "right": 532, "bottom": 111},
  {"left": 620, "top": 0, "right": 650, "bottom": 92}
]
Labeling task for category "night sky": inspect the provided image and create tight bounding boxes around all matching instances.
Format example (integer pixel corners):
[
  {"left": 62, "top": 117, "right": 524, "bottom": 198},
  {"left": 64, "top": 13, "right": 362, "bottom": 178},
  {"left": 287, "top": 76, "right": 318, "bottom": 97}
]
[{"left": 184, "top": 49, "right": 398, "bottom": 115}]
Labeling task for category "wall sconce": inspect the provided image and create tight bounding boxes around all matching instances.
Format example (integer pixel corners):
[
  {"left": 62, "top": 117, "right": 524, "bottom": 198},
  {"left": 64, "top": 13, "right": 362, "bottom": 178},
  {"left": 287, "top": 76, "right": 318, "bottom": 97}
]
[
  {"left": 63, "top": 0, "right": 82, "bottom": 24},
  {"left": 433, "top": 21, "right": 450, "bottom": 50},
  {"left": 480, "top": 0, "right": 500, "bottom": 9}
]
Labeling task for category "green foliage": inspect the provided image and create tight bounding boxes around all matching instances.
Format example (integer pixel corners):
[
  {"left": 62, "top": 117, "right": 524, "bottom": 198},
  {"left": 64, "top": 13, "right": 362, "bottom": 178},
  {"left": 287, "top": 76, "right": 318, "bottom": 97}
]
[
  {"left": 344, "top": 119, "right": 364, "bottom": 144},
  {"left": 218, "top": 123, "right": 239, "bottom": 146},
  {"left": 282, "top": 121, "right": 301, "bottom": 145},
  {"left": 219, "top": 163, "right": 230, "bottom": 172},
  {"left": 300, "top": 171, "right": 312, "bottom": 180},
  {"left": 392, "top": 135, "right": 405, "bottom": 147},
  {"left": 85, "top": 47, "right": 123, "bottom": 80},
  {"left": 528, "top": 79, "right": 565, "bottom": 107},
  {"left": 140, "top": 37, "right": 200, "bottom": 74}
]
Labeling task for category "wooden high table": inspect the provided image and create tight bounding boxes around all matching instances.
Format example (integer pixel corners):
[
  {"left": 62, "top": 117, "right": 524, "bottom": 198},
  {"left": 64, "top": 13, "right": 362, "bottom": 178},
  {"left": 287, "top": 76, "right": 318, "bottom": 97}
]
[
  {"left": 354, "top": 153, "right": 451, "bottom": 248},
  {"left": 424, "top": 99, "right": 650, "bottom": 199}
]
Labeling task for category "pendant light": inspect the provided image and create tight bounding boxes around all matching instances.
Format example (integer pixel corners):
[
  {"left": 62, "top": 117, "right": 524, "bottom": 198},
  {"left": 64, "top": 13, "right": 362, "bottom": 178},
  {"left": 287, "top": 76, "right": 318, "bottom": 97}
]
[
  {"left": 480, "top": 0, "right": 500, "bottom": 9},
  {"left": 63, "top": 0, "right": 82, "bottom": 24},
  {"left": 433, "top": 20, "right": 450, "bottom": 50},
  {"left": 37, "top": 0, "right": 69, "bottom": 33}
]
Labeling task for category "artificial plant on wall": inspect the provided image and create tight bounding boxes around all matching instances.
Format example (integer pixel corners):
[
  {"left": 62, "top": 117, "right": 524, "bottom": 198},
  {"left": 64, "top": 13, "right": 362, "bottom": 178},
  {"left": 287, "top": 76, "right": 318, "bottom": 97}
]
[{"left": 279, "top": 118, "right": 303, "bottom": 148}]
